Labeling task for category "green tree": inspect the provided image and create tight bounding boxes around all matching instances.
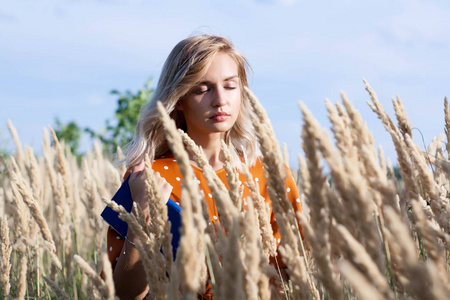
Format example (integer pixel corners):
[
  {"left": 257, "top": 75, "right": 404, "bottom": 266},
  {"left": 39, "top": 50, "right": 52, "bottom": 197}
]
[
  {"left": 85, "top": 79, "right": 154, "bottom": 154},
  {"left": 52, "top": 79, "right": 153, "bottom": 156},
  {"left": 53, "top": 117, "right": 82, "bottom": 155}
]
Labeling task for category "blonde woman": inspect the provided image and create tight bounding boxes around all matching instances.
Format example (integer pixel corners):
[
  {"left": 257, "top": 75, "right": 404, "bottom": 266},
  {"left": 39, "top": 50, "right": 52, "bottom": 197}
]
[{"left": 106, "top": 34, "right": 302, "bottom": 299}]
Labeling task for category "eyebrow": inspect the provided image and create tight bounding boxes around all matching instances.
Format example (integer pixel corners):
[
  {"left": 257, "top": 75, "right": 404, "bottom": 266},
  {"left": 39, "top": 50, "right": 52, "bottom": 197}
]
[{"left": 198, "top": 75, "right": 239, "bottom": 85}]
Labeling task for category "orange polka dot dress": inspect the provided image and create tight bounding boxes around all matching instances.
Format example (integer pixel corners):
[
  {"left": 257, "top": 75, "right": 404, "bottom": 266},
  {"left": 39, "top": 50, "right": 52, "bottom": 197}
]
[{"left": 107, "top": 153, "right": 302, "bottom": 270}]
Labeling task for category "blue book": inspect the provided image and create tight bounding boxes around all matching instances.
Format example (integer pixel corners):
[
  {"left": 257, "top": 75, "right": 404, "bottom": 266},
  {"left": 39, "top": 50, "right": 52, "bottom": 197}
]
[{"left": 101, "top": 176, "right": 182, "bottom": 258}]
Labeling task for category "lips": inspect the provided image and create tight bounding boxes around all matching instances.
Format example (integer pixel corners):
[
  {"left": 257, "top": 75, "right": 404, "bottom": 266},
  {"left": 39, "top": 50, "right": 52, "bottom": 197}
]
[{"left": 210, "top": 112, "right": 230, "bottom": 122}]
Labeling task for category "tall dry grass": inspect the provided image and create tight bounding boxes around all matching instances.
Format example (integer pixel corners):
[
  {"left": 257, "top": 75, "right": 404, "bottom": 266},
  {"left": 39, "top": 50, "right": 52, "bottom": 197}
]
[{"left": 0, "top": 82, "right": 449, "bottom": 299}]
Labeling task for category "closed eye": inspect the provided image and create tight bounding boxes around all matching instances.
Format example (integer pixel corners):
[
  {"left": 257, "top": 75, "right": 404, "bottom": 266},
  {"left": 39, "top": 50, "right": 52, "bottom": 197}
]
[
  {"left": 193, "top": 85, "right": 210, "bottom": 94},
  {"left": 195, "top": 88, "right": 210, "bottom": 94}
]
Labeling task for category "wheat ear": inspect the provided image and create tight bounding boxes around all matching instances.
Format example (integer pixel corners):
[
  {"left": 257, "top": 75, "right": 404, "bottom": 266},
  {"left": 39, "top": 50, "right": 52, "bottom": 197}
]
[
  {"left": 74, "top": 254, "right": 115, "bottom": 300},
  {"left": 7, "top": 119, "right": 26, "bottom": 173},
  {"left": 10, "top": 168, "right": 62, "bottom": 269},
  {"left": 157, "top": 102, "right": 208, "bottom": 297},
  {"left": 221, "top": 140, "right": 242, "bottom": 210},
  {"left": 43, "top": 276, "right": 71, "bottom": 300},
  {"left": 0, "top": 217, "right": 12, "bottom": 296}
]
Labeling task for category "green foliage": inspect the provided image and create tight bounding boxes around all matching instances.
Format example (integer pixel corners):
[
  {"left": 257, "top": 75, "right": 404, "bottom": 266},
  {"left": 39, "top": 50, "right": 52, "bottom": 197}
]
[
  {"left": 0, "top": 127, "right": 12, "bottom": 158},
  {"left": 53, "top": 79, "right": 154, "bottom": 156},
  {"left": 393, "top": 166, "right": 402, "bottom": 181},
  {"left": 53, "top": 118, "right": 82, "bottom": 155},
  {"left": 85, "top": 79, "right": 154, "bottom": 154}
]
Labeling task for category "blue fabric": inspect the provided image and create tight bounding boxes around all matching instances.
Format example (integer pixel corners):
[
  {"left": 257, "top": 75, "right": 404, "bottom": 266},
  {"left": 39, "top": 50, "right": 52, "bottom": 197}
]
[{"left": 101, "top": 176, "right": 182, "bottom": 259}]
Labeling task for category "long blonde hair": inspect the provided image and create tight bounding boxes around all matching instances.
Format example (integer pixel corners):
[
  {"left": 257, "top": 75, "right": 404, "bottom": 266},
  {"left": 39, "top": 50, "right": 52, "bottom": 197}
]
[{"left": 124, "top": 34, "right": 258, "bottom": 168}]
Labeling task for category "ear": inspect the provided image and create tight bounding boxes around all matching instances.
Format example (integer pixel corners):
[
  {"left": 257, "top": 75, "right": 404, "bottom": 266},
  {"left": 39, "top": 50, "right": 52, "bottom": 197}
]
[{"left": 176, "top": 101, "right": 184, "bottom": 111}]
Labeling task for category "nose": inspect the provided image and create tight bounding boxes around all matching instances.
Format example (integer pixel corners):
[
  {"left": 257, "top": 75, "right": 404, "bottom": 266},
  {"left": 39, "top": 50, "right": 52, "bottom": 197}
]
[{"left": 212, "top": 87, "right": 227, "bottom": 107}]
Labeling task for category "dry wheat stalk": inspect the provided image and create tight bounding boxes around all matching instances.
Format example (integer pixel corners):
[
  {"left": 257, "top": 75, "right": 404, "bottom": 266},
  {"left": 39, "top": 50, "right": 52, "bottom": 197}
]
[
  {"left": 246, "top": 88, "right": 317, "bottom": 299},
  {"left": 247, "top": 88, "right": 298, "bottom": 243},
  {"left": 338, "top": 260, "right": 385, "bottom": 300},
  {"left": 101, "top": 252, "right": 116, "bottom": 300},
  {"left": 143, "top": 155, "right": 172, "bottom": 298},
  {"left": 410, "top": 201, "right": 450, "bottom": 288},
  {"left": 144, "top": 153, "right": 173, "bottom": 276},
  {"left": 404, "top": 134, "right": 449, "bottom": 233},
  {"left": 326, "top": 98, "right": 358, "bottom": 166},
  {"left": 54, "top": 173, "right": 73, "bottom": 281},
  {"left": 178, "top": 127, "right": 239, "bottom": 232},
  {"left": 158, "top": 101, "right": 208, "bottom": 297},
  {"left": 241, "top": 198, "right": 271, "bottom": 300},
  {"left": 49, "top": 126, "right": 72, "bottom": 202},
  {"left": 74, "top": 254, "right": 116, "bottom": 300},
  {"left": 16, "top": 254, "right": 28, "bottom": 300},
  {"left": 334, "top": 224, "right": 394, "bottom": 299},
  {"left": 103, "top": 198, "right": 168, "bottom": 298},
  {"left": 25, "top": 146, "right": 42, "bottom": 208},
  {"left": 364, "top": 80, "right": 421, "bottom": 209},
  {"left": 392, "top": 95, "right": 412, "bottom": 138},
  {"left": 0, "top": 216, "right": 12, "bottom": 296},
  {"left": 10, "top": 168, "right": 62, "bottom": 269},
  {"left": 301, "top": 107, "right": 343, "bottom": 300},
  {"left": 2, "top": 85, "right": 450, "bottom": 300},
  {"left": 444, "top": 97, "right": 450, "bottom": 159},
  {"left": 241, "top": 162, "right": 277, "bottom": 259},
  {"left": 81, "top": 158, "right": 105, "bottom": 253},
  {"left": 221, "top": 140, "right": 243, "bottom": 210},
  {"left": 42, "top": 131, "right": 58, "bottom": 198},
  {"left": 92, "top": 140, "right": 110, "bottom": 199},
  {"left": 178, "top": 129, "right": 227, "bottom": 192},
  {"left": 144, "top": 153, "right": 167, "bottom": 239},
  {"left": 381, "top": 206, "right": 448, "bottom": 299},
  {"left": 219, "top": 218, "right": 246, "bottom": 299},
  {"left": 43, "top": 276, "right": 71, "bottom": 300},
  {"left": 301, "top": 101, "right": 381, "bottom": 269},
  {"left": 54, "top": 174, "right": 68, "bottom": 243},
  {"left": 9, "top": 179, "right": 29, "bottom": 250},
  {"left": 7, "top": 119, "right": 26, "bottom": 174}
]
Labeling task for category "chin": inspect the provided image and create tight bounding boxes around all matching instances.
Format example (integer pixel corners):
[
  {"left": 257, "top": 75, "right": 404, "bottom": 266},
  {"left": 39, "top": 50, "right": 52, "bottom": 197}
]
[{"left": 211, "top": 123, "right": 234, "bottom": 133}]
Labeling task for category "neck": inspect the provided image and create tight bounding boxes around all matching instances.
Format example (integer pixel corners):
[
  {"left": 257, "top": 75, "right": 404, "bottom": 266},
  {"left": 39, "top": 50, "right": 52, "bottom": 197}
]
[{"left": 186, "top": 130, "right": 225, "bottom": 171}]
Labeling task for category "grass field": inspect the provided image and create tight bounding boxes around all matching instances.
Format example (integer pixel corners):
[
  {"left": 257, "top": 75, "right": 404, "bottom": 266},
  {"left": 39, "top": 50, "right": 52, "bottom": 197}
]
[{"left": 1, "top": 82, "right": 449, "bottom": 299}]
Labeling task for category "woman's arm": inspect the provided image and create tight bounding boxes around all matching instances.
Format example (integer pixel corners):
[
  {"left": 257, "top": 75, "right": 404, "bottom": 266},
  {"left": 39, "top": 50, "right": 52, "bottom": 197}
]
[{"left": 112, "top": 161, "right": 173, "bottom": 300}]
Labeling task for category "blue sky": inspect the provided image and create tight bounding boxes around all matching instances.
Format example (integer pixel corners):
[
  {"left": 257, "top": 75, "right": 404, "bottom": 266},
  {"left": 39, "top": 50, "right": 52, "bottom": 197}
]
[{"left": 2, "top": 0, "right": 450, "bottom": 166}]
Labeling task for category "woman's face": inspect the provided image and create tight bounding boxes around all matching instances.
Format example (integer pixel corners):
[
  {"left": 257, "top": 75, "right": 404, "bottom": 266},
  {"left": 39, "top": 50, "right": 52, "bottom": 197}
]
[{"left": 178, "top": 52, "right": 241, "bottom": 139}]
